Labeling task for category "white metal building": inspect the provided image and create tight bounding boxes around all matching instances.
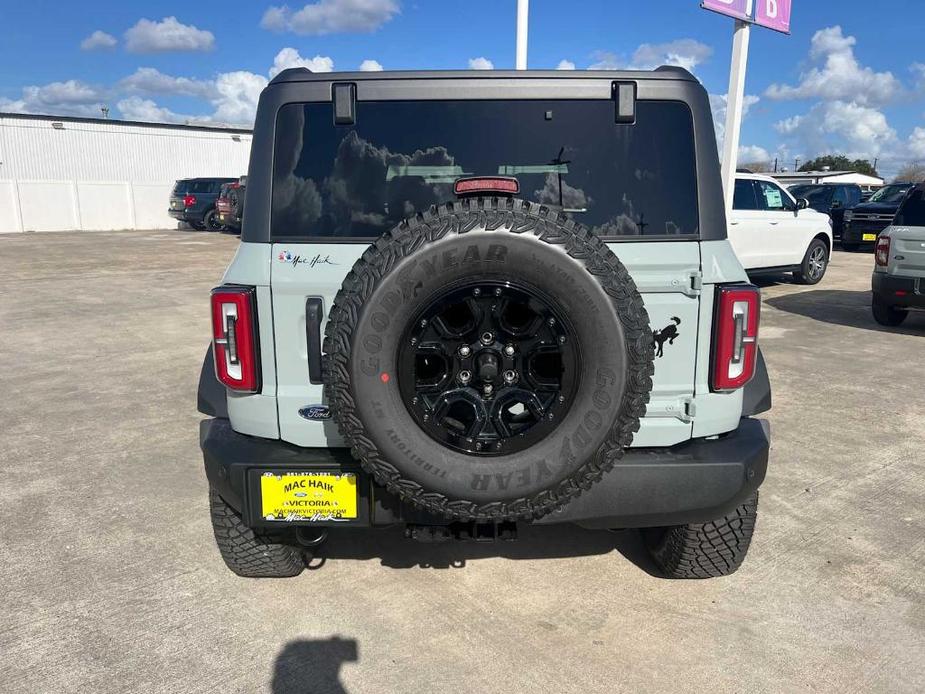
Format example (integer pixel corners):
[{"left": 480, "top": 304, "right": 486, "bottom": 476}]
[
  {"left": 770, "top": 170, "right": 885, "bottom": 191},
  {"left": 0, "top": 112, "right": 253, "bottom": 233}
]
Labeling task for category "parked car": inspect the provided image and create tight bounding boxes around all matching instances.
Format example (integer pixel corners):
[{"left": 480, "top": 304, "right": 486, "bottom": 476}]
[
  {"left": 730, "top": 173, "right": 833, "bottom": 284},
  {"left": 198, "top": 67, "right": 772, "bottom": 580},
  {"left": 871, "top": 183, "right": 925, "bottom": 326},
  {"left": 215, "top": 177, "right": 247, "bottom": 232},
  {"left": 787, "top": 183, "right": 861, "bottom": 239},
  {"left": 168, "top": 177, "right": 237, "bottom": 231},
  {"left": 842, "top": 182, "right": 915, "bottom": 251}
]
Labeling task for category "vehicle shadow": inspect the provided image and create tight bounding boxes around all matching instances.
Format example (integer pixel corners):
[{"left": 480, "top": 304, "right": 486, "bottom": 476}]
[
  {"left": 308, "top": 524, "right": 662, "bottom": 576},
  {"left": 272, "top": 637, "right": 359, "bottom": 694},
  {"left": 765, "top": 289, "right": 925, "bottom": 335}
]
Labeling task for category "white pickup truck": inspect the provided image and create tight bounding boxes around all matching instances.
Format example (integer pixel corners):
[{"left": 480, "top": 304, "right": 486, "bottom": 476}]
[{"left": 872, "top": 183, "right": 925, "bottom": 326}]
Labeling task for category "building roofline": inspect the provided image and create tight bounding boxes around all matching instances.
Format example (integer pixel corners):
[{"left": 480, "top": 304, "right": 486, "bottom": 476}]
[{"left": 0, "top": 111, "right": 252, "bottom": 134}]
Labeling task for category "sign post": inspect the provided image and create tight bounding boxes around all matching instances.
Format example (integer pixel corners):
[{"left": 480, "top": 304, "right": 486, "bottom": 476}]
[
  {"left": 702, "top": 0, "right": 792, "bottom": 216},
  {"left": 516, "top": 0, "right": 529, "bottom": 70}
]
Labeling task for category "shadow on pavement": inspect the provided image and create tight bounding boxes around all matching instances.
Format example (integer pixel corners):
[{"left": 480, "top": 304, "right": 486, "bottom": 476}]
[
  {"left": 307, "top": 524, "right": 662, "bottom": 576},
  {"left": 765, "top": 289, "right": 925, "bottom": 335},
  {"left": 272, "top": 637, "right": 359, "bottom": 694}
]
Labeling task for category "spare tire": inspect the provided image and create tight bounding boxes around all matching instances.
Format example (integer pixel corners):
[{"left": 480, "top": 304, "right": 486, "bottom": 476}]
[{"left": 323, "top": 197, "right": 654, "bottom": 521}]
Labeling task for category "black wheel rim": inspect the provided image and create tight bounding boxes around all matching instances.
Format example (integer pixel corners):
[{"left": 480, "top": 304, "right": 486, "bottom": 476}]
[{"left": 397, "top": 280, "right": 579, "bottom": 456}]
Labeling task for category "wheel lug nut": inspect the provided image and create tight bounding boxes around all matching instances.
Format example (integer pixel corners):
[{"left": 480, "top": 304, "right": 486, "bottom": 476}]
[
  {"left": 503, "top": 370, "right": 517, "bottom": 384},
  {"left": 480, "top": 331, "right": 494, "bottom": 345},
  {"left": 504, "top": 344, "right": 515, "bottom": 356},
  {"left": 547, "top": 317, "right": 556, "bottom": 326},
  {"left": 459, "top": 345, "right": 471, "bottom": 357},
  {"left": 458, "top": 370, "right": 471, "bottom": 384},
  {"left": 420, "top": 319, "right": 428, "bottom": 328},
  {"left": 558, "top": 335, "right": 566, "bottom": 344}
]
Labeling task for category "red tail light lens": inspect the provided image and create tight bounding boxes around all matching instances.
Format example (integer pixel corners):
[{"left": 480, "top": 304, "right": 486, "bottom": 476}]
[
  {"left": 183, "top": 194, "right": 197, "bottom": 208},
  {"left": 875, "top": 236, "right": 890, "bottom": 267},
  {"left": 454, "top": 177, "right": 520, "bottom": 196},
  {"left": 711, "top": 284, "right": 760, "bottom": 392},
  {"left": 211, "top": 286, "right": 260, "bottom": 393}
]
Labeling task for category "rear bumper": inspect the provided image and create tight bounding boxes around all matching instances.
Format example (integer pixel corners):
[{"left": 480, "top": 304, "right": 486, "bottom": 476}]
[
  {"left": 168, "top": 208, "right": 198, "bottom": 222},
  {"left": 843, "top": 223, "right": 888, "bottom": 244},
  {"left": 872, "top": 272, "right": 925, "bottom": 308},
  {"left": 201, "top": 417, "right": 770, "bottom": 530}
]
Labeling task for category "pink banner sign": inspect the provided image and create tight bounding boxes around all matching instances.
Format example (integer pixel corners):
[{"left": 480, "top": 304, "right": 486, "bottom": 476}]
[
  {"left": 755, "top": 0, "right": 792, "bottom": 34},
  {"left": 701, "top": 0, "right": 750, "bottom": 21}
]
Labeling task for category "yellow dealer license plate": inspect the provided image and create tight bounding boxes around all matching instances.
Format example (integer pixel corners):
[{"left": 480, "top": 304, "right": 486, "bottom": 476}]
[
  {"left": 862, "top": 233, "right": 877, "bottom": 241},
  {"left": 260, "top": 472, "right": 357, "bottom": 521}
]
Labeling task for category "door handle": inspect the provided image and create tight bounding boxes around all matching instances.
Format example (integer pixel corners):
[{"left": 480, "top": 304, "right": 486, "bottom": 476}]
[
  {"left": 769, "top": 221, "right": 779, "bottom": 225},
  {"left": 730, "top": 221, "right": 740, "bottom": 225}
]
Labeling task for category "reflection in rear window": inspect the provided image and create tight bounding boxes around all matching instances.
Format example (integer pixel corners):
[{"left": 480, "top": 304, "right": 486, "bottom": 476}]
[
  {"left": 271, "top": 100, "right": 700, "bottom": 240},
  {"left": 895, "top": 188, "right": 925, "bottom": 226}
]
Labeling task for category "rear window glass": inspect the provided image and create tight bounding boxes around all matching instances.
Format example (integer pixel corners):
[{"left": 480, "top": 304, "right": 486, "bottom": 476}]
[
  {"left": 271, "top": 99, "right": 700, "bottom": 240},
  {"left": 895, "top": 188, "right": 925, "bottom": 226},
  {"left": 173, "top": 180, "right": 214, "bottom": 195}
]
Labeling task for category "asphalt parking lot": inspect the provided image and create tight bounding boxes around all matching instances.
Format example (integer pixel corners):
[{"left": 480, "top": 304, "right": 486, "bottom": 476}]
[{"left": 1, "top": 229, "right": 923, "bottom": 694}]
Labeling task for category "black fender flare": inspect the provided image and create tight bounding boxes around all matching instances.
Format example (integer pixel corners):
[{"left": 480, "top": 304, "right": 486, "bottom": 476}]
[
  {"left": 197, "top": 347, "right": 228, "bottom": 418},
  {"left": 742, "top": 347, "right": 771, "bottom": 417}
]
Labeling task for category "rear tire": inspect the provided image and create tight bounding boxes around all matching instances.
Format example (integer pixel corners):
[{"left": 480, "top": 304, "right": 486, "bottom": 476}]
[
  {"left": 644, "top": 492, "right": 758, "bottom": 579},
  {"left": 203, "top": 209, "right": 221, "bottom": 232},
  {"left": 793, "top": 239, "right": 828, "bottom": 285},
  {"left": 209, "top": 488, "right": 305, "bottom": 578},
  {"left": 872, "top": 299, "right": 908, "bottom": 326}
]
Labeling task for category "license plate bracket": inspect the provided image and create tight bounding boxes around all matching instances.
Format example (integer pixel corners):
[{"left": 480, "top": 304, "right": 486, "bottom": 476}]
[{"left": 258, "top": 471, "right": 358, "bottom": 522}]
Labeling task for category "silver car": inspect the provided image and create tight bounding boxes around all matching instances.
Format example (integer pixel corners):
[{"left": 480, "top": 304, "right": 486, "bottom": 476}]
[{"left": 872, "top": 183, "right": 925, "bottom": 326}]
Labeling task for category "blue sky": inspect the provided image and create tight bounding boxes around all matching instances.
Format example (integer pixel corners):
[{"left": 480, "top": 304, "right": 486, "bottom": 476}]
[{"left": 2, "top": 0, "right": 923, "bottom": 177}]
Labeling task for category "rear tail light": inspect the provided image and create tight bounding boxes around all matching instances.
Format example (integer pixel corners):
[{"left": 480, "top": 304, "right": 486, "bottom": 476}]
[
  {"left": 875, "top": 236, "right": 890, "bottom": 266},
  {"left": 454, "top": 177, "right": 520, "bottom": 196},
  {"left": 211, "top": 286, "right": 260, "bottom": 393},
  {"left": 711, "top": 284, "right": 760, "bottom": 392},
  {"left": 183, "top": 194, "right": 197, "bottom": 208}
]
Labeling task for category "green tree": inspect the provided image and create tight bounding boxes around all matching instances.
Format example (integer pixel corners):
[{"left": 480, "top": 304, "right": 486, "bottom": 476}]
[{"left": 799, "top": 155, "right": 879, "bottom": 177}]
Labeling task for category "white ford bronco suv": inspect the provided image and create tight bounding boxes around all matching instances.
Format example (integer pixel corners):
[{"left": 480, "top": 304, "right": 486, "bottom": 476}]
[{"left": 198, "top": 67, "right": 771, "bottom": 579}]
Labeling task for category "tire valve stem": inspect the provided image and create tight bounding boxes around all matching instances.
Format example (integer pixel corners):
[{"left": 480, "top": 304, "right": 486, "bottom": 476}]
[
  {"left": 558, "top": 335, "right": 566, "bottom": 344},
  {"left": 473, "top": 288, "right": 481, "bottom": 297},
  {"left": 547, "top": 317, "right": 556, "bottom": 326},
  {"left": 494, "top": 287, "right": 502, "bottom": 296},
  {"left": 420, "top": 319, "right": 428, "bottom": 328}
]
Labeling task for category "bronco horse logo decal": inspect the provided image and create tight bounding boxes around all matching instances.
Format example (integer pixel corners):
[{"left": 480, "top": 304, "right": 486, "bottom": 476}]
[{"left": 653, "top": 317, "right": 681, "bottom": 358}]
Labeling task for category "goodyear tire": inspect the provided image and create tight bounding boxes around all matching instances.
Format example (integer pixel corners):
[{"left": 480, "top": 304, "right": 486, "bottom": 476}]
[{"left": 323, "top": 198, "right": 654, "bottom": 521}]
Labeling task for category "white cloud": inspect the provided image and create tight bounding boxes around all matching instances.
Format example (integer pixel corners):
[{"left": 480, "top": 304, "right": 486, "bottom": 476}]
[
  {"left": 80, "top": 30, "right": 117, "bottom": 51},
  {"left": 739, "top": 145, "right": 771, "bottom": 163},
  {"left": 774, "top": 100, "right": 898, "bottom": 160},
  {"left": 556, "top": 59, "right": 576, "bottom": 71},
  {"left": 124, "top": 17, "right": 215, "bottom": 54},
  {"left": 589, "top": 39, "right": 712, "bottom": 73},
  {"left": 261, "top": 0, "right": 399, "bottom": 35},
  {"left": 119, "top": 67, "right": 216, "bottom": 99},
  {"left": 765, "top": 26, "right": 901, "bottom": 106},
  {"left": 0, "top": 80, "right": 107, "bottom": 117},
  {"left": 269, "top": 47, "right": 335, "bottom": 77},
  {"left": 211, "top": 71, "right": 269, "bottom": 125},
  {"left": 468, "top": 57, "right": 494, "bottom": 70},
  {"left": 359, "top": 59, "right": 384, "bottom": 71},
  {"left": 116, "top": 96, "right": 191, "bottom": 123},
  {"left": 710, "top": 92, "right": 761, "bottom": 150},
  {"left": 908, "top": 127, "right": 925, "bottom": 160}
]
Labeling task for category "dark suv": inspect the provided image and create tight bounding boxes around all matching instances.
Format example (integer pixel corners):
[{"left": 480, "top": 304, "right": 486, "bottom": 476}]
[
  {"left": 842, "top": 182, "right": 914, "bottom": 251},
  {"left": 788, "top": 183, "right": 861, "bottom": 239},
  {"left": 169, "top": 177, "right": 237, "bottom": 231}
]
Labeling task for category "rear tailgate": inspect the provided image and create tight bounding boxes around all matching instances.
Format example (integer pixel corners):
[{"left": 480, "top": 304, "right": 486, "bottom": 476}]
[{"left": 271, "top": 241, "right": 700, "bottom": 448}]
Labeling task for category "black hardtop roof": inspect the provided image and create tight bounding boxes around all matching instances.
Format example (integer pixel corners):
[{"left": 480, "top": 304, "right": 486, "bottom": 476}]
[
  {"left": 268, "top": 65, "right": 696, "bottom": 86},
  {"left": 176, "top": 177, "right": 238, "bottom": 182}
]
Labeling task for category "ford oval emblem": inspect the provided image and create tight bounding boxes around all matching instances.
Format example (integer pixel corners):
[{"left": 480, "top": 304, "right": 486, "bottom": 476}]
[{"left": 299, "top": 405, "right": 332, "bottom": 421}]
